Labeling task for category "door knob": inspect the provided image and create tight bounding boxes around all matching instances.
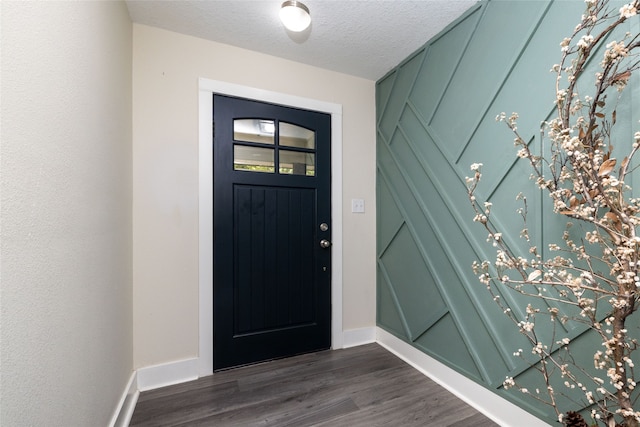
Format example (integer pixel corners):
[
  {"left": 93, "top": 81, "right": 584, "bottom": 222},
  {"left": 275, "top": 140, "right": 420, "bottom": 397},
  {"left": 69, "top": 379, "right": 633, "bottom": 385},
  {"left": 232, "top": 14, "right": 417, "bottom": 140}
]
[{"left": 320, "top": 239, "right": 332, "bottom": 249}]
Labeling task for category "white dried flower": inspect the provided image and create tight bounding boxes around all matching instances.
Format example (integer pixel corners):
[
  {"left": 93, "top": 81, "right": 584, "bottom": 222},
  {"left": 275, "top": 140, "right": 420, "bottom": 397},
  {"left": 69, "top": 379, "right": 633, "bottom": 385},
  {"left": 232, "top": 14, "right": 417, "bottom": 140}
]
[
  {"left": 577, "top": 34, "right": 594, "bottom": 49},
  {"left": 503, "top": 377, "right": 515, "bottom": 389},
  {"left": 621, "top": 3, "right": 638, "bottom": 18}
]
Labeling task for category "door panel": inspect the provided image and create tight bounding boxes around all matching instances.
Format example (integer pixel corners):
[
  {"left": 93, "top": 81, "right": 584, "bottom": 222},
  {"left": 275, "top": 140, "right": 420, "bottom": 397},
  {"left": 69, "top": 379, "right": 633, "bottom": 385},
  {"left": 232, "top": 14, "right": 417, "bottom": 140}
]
[
  {"left": 234, "top": 186, "right": 315, "bottom": 333},
  {"left": 213, "top": 94, "right": 331, "bottom": 370}
]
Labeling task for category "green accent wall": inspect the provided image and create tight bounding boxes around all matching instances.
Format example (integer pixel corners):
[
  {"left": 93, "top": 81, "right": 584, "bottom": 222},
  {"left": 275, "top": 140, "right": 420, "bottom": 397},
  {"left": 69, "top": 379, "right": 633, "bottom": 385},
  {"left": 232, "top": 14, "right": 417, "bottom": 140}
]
[{"left": 376, "top": 0, "right": 638, "bottom": 423}]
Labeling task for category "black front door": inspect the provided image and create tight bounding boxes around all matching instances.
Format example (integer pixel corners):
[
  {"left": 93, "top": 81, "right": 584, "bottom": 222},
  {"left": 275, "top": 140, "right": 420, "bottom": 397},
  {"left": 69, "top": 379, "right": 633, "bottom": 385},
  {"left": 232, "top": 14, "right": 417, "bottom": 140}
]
[{"left": 213, "top": 94, "right": 332, "bottom": 370}]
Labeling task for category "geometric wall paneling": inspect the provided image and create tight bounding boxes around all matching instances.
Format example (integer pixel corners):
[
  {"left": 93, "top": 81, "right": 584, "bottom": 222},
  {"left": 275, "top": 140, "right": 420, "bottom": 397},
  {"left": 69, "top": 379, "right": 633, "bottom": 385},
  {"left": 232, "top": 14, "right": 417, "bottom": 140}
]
[
  {"left": 451, "top": 1, "right": 554, "bottom": 165},
  {"left": 377, "top": 50, "right": 426, "bottom": 145},
  {"left": 487, "top": 7, "right": 637, "bottom": 349},
  {"left": 413, "top": 313, "right": 483, "bottom": 382},
  {"left": 375, "top": 0, "right": 640, "bottom": 423},
  {"left": 377, "top": 264, "right": 410, "bottom": 340},
  {"left": 379, "top": 224, "right": 446, "bottom": 341},
  {"left": 378, "top": 133, "right": 512, "bottom": 385},
  {"left": 376, "top": 173, "right": 405, "bottom": 252},
  {"left": 376, "top": 72, "right": 395, "bottom": 135},
  {"left": 379, "top": 108, "right": 518, "bottom": 387},
  {"left": 455, "top": 1, "right": 590, "bottom": 192},
  {"left": 394, "top": 103, "right": 529, "bottom": 379},
  {"left": 429, "top": 1, "right": 550, "bottom": 163},
  {"left": 409, "top": 4, "right": 482, "bottom": 125}
]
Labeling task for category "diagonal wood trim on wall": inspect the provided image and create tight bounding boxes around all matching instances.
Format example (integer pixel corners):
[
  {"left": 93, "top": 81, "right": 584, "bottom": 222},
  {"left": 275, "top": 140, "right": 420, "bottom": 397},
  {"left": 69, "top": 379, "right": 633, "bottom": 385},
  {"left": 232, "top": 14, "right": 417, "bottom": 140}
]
[{"left": 376, "top": 0, "right": 638, "bottom": 423}]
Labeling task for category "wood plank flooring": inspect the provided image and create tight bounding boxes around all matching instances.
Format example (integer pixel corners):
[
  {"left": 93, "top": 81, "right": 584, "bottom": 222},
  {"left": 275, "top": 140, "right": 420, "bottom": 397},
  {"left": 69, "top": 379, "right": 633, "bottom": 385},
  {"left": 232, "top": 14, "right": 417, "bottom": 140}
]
[{"left": 130, "top": 343, "right": 498, "bottom": 427}]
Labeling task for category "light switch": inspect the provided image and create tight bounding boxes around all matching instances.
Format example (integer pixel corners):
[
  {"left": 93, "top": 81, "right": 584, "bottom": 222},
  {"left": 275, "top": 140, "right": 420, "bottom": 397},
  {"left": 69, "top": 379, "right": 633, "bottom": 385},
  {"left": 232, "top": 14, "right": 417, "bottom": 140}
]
[{"left": 351, "top": 198, "right": 365, "bottom": 213}]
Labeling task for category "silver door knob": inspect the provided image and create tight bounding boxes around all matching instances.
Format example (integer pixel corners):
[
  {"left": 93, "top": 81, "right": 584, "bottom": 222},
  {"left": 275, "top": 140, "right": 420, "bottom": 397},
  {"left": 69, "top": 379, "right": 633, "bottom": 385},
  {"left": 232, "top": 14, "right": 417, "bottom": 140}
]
[{"left": 320, "top": 239, "right": 332, "bottom": 249}]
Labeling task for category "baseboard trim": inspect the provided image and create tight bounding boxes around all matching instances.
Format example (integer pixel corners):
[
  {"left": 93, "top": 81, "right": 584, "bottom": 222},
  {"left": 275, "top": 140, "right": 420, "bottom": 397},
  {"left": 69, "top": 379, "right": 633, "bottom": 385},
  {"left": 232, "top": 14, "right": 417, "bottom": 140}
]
[
  {"left": 375, "top": 327, "right": 550, "bottom": 427},
  {"left": 136, "top": 357, "right": 199, "bottom": 392},
  {"left": 131, "top": 330, "right": 544, "bottom": 425},
  {"left": 109, "top": 371, "right": 139, "bottom": 427},
  {"left": 342, "top": 327, "right": 376, "bottom": 348}
]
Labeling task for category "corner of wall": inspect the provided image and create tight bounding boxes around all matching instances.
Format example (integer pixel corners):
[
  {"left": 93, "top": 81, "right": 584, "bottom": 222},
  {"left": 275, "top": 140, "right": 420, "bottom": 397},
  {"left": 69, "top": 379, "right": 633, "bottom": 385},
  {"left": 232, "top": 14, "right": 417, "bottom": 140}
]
[{"left": 109, "top": 372, "right": 139, "bottom": 427}]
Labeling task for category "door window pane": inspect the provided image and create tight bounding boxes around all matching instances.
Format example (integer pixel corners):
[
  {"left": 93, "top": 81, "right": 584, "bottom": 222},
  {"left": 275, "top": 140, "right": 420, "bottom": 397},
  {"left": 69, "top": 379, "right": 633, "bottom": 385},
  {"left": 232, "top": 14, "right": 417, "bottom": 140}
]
[
  {"left": 279, "top": 150, "right": 315, "bottom": 176},
  {"left": 234, "top": 145, "right": 275, "bottom": 173},
  {"left": 279, "top": 122, "right": 315, "bottom": 149},
  {"left": 234, "top": 119, "right": 275, "bottom": 144}
]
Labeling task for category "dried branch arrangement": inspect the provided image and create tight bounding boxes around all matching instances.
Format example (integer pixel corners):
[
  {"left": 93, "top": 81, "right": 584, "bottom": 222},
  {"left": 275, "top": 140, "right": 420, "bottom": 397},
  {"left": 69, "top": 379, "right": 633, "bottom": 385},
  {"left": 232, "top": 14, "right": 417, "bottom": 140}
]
[{"left": 467, "top": 1, "right": 640, "bottom": 425}]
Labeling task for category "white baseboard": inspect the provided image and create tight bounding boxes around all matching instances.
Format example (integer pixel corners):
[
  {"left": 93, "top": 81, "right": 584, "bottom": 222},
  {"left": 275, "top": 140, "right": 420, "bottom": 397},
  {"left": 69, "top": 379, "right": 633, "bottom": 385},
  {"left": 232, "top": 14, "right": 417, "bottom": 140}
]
[
  {"left": 375, "top": 327, "right": 550, "bottom": 427},
  {"left": 109, "top": 371, "right": 139, "bottom": 427},
  {"left": 136, "top": 357, "right": 199, "bottom": 392},
  {"left": 342, "top": 327, "right": 376, "bottom": 348}
]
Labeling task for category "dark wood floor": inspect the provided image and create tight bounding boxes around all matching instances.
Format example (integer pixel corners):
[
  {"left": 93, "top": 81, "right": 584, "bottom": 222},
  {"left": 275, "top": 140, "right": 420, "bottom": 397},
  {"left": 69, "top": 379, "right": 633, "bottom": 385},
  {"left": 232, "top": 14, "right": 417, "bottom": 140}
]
[{"left": 130, "top": 343, "right": 498, "bottom": 426}]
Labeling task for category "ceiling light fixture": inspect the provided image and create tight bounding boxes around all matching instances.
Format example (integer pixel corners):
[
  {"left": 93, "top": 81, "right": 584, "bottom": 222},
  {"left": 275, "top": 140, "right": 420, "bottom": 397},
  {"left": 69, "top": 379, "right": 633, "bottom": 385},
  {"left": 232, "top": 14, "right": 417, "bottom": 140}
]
[{"left": 279, "top": 1, "right": 311, "bottom": 32}]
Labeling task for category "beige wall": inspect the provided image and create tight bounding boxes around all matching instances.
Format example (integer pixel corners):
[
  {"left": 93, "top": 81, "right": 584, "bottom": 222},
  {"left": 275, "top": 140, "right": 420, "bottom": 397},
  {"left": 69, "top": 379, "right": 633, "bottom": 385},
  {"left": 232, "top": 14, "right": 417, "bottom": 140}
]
[
  {"left": 132, "top": 24, "right": 376, "bottom": 368},
  {"left": 1, "top": 1, "right": 133, "bottom": 426}
]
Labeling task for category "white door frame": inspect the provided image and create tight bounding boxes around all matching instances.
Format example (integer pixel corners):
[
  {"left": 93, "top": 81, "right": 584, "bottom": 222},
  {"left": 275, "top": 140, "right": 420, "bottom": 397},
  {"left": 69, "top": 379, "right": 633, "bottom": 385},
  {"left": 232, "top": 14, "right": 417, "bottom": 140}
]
[{"left": 198, "top": 78, "right": 344, "bottom": 376}]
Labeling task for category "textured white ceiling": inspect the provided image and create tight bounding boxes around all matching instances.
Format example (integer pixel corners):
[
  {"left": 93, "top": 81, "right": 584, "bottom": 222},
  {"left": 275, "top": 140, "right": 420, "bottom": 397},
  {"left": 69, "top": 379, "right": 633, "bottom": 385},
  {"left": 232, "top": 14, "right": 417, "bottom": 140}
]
[{"left": 125, "top": 0, "right": 477, "bottom": 81}]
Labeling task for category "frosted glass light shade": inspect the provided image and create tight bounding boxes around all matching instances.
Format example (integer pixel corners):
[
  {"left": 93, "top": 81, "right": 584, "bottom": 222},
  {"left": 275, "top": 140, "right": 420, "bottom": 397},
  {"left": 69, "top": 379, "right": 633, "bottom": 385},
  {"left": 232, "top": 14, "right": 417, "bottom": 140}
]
[{"left": 280, "top": 1, "right": 311, "bottom": 32}]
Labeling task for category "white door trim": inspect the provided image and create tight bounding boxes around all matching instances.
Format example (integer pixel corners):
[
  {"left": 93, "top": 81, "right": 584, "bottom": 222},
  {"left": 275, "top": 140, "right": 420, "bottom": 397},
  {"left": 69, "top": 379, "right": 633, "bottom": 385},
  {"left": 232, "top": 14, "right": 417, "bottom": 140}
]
[{"left": 198, "top": 78, "right": 344, "bottom": 376}]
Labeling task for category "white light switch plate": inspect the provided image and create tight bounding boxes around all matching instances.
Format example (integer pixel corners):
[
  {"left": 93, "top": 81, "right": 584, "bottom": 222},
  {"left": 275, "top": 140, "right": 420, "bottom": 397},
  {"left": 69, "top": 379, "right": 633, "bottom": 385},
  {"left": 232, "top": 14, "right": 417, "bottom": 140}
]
[{"left": 351, "top": 198, "right": 365, "bottom": 213}]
